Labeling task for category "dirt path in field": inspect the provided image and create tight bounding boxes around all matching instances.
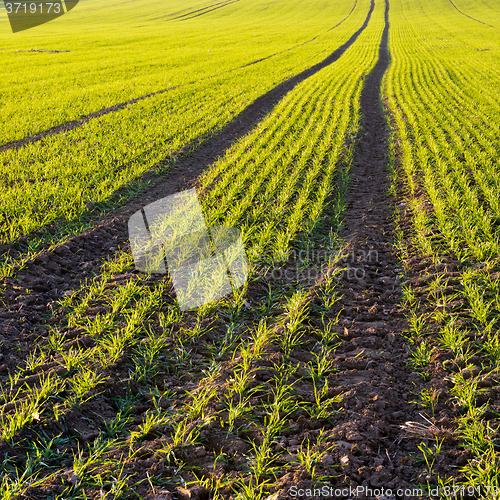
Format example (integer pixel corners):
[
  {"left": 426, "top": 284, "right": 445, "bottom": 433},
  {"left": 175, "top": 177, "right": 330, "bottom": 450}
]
[
  {"left": 0, "top": 1, "right": 374, "bottom": 370},
  {"left": 0, "top": 1, "right": 473, "bottom": 497},
  {"left": 0, "top": 0, "right": 358, "bottom": 154},
  {"left": 242, "top": 0, "right": 358, "bottom": 68},
  {"left": 280, "top": 0, "right": 465, "bottom": 495}
]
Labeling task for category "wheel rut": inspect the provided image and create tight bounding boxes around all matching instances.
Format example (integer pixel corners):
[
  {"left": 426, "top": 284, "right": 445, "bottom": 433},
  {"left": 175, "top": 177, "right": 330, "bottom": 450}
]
[
  {"left": 302, "top": 0, "right": 461, "bottom": 493},
  {"left": 0, "top": 0, "right": 358, "bottom": 153},
  {"left": 447, "top": 0, "right": 496, "bottom": 29},
  {"left": 0, "top": 0, "right": 470, "bottom": 494},
  {"left": 172, "top": 0, "right": 241, "bottom": 21}
]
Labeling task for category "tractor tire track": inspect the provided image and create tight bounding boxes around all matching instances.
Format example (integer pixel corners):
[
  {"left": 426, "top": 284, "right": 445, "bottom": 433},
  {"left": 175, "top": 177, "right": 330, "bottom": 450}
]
[
  {"left": 286, "top": 0, "right": 464, "bottom": 492},
  {"left": 166, "top": 0, "right": 233, "bottom": 21},
  {"left": 174, "top": 0, "right": 240, "bottom": 21},
  {"left": 242, "top": 0, "right": 358, "bottom": 68},
  {"left": 447, "top": 0, "right": 496, "bottom": 28},
  {"left": 0, "top": 0, "right": 476, "bottom": 493},
  {"left": 328, "top": 0, "right": 358, "bottom": 31},
  {"left": 0, "top": 87, "right": 180, "bottom": 153}
]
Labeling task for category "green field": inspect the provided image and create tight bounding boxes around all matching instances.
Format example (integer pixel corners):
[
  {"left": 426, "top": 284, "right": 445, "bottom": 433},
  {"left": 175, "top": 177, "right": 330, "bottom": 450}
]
[
  {"left": 387, "top": 0, "right": 500, "bottom": 490},
  {"left": 0, "top": 0, "right": 366, "bottom": 267},
  {"left": 1, "top": 0, "right": 500, "bottom": 497}
]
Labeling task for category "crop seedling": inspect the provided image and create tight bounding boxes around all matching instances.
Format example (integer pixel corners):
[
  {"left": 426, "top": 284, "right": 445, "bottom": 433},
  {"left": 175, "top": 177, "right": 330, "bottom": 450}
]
[
  {"left": 306, "top": 346, "right": 336, "bottom": 382},
  {"left": 296, "top": 434, "right": 335, "bottom": 480},
  {"left": 417, "top": 437, "right": 444, "bottom": 476}
]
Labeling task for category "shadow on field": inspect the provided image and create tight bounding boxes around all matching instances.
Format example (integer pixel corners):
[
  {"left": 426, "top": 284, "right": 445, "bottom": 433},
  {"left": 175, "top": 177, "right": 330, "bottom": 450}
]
[{"left": 159, "top": 0, "right": 374, "bottom": 178}]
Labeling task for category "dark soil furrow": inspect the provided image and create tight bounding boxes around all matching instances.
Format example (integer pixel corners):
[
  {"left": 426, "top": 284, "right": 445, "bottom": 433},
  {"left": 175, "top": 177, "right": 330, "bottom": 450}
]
[
  {"left": 286, "top": 0, "right": 465, "bottom": 495},
  {"left": 242, "top": 0, "right": 358, "bottom": 68},
  {"left": 0, "top": 86, "right": 178, "bottom": 153},
  {"left": 447, "top": 0, "right": 496, "bottom": 28},
  {"left": 174, "top": 0, "right": 241, "bottom": 21},
  {"left": 0, "top": 2, "right": 477, "bottom": 497},
  {"left": 0, "top": 0, "right": 358, "bottom": 154}
]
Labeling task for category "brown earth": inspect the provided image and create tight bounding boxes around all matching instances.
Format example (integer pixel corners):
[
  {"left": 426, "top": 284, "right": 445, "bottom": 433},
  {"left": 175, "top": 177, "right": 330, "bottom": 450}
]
[{"left": 273, "top": 0, "right": 469, "bottom": 497}]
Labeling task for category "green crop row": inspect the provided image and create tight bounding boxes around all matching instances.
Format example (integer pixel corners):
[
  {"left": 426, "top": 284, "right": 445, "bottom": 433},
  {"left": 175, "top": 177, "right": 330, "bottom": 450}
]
[
  {"left": 0, "top": 0, "right": 358, "bottom": 144},
  {"left": 386, "top": 0, "right": 500, "bottom": 493},
  {"left": 447, "top": 0, "right": 500, "bottom": 28},
  {"left": 0, "top": 0, "right": 368, "bottom": 279}
]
